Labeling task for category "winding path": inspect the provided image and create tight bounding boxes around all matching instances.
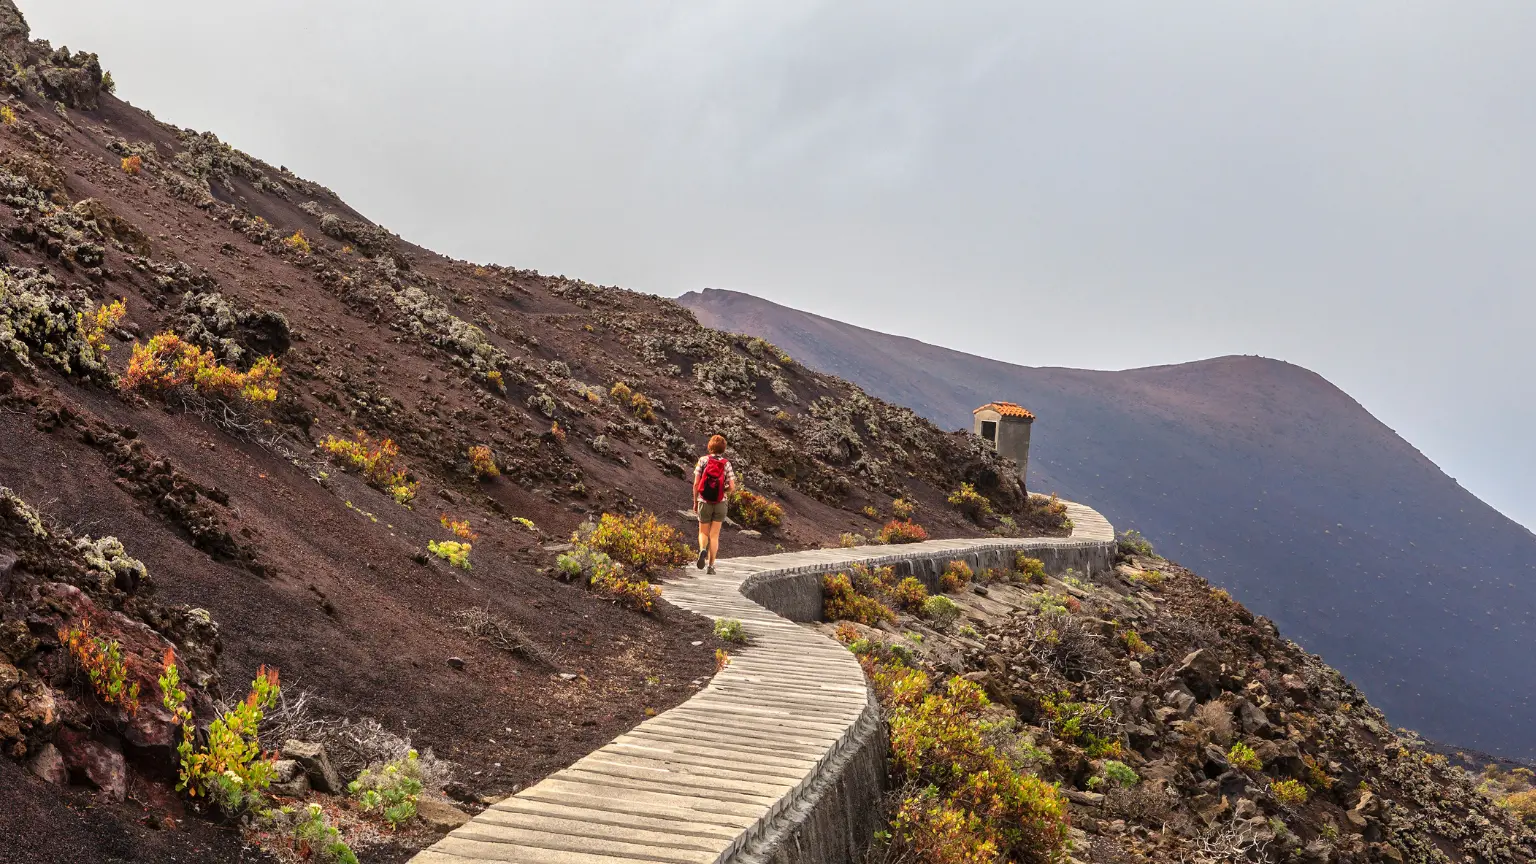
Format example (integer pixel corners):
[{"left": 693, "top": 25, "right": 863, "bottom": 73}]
[{"left": 412, "top": 502, "right": 1115, "bottom": 864}]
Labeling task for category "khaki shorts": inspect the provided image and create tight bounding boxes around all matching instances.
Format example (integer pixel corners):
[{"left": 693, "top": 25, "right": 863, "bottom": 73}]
[{"left": 697, "top": 500, "right": 729, "bottom": 523}]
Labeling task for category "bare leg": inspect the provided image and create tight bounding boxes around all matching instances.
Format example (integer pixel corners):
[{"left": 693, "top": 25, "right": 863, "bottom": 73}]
[
  {"left": 707, "top": 521, "right": 724, "bottom": 566},
  {"left": 697, "top": 520, "right": 708, "bottom": 553}
]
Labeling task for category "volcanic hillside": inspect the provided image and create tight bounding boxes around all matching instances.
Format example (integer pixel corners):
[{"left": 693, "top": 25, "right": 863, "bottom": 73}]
[
  {"left": 0, "top": 3, "right": 1046, "bottom": 861},
  {"left": 680, "top": 287, "right": 1536, "bottom": 761}
]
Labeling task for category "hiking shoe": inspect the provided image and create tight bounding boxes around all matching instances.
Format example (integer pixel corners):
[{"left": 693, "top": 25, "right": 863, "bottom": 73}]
[
  {"left": 707, "top": 565, "right": 716, "bottom": 575},
  {"left": 696, "top": 548, "right": 708, "bottom": 570}
]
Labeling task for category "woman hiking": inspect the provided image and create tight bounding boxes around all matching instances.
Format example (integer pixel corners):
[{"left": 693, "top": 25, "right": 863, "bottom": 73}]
[{"left": 692, "top": 434, "right": 736, "bottom": 574}]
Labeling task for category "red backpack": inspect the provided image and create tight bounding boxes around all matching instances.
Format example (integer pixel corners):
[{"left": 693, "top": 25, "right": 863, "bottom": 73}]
[{"left": 696, "top": 456, "right": 728, "bottom": 503}]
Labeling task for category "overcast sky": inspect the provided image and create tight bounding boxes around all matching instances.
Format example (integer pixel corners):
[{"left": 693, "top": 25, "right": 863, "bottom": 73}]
[{"left": 27, "top": 1, "right": 1536, "bottom": 531}]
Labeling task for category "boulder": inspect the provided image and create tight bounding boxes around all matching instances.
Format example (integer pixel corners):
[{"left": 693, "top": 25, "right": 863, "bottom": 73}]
[
  {"left": 1176, "top": 649, "right": 1223, "bottom": 701},
  {"left": 26, "top": 742, "right": 67, "bottom": 785},
  {"left": 416, "top": 797, "right": 471, "bottom": 831},
  {"left": 1234, "top": 699, "right": 1271, "bottom": 736},
  {"left": 57, "top": 728, "right": 126, "bottom": 801},
  {"left": 269, "top": 759, "right": 310, "bottom": 798},
  {"left": 1163, "top": 689, "right": 1197, "bottom": 718},
  {"left": 283, "top": 739, "right": 343, "bottom": 793}
]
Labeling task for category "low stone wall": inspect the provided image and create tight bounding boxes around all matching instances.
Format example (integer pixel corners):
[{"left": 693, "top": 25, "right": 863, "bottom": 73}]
[{"left": 741, "top": 537, "right": 1116, "bottom": 624}]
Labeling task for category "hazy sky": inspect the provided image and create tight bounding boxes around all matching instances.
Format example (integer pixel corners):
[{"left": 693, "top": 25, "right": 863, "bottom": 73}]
[{"left": 27, "top": 1, "right": 1536, "bottom": 531}]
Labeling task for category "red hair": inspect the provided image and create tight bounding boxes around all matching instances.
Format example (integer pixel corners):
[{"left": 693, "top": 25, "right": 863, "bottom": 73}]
[{"left": 707, "top": 435, "right": 727, "bottom": 455}]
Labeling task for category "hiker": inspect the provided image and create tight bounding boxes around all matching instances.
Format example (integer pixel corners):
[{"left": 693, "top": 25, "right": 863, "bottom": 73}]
[{"left": 693, "top": 434, "right": 736, "bottom": 574}]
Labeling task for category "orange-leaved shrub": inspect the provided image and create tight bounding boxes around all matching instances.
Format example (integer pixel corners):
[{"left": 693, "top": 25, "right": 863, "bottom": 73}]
[
  {"left": 890, "top": 576, "right": 930, "bottom": 613},
  {"left": 865, "top": 658, "right": 1069, "bottom": 864},
  {"left": 468, "top": 444, "right": 499, "bottom": 478},
  {"left": 879, "top": 519, "right": 928, "bottom": 544},
  {"left": 439, "top": 514, "right": 477, "bottom": 540},
  {"left": 823, "top": 572, "right": 894, "bottom": 625},
  {"left": 59, "top": 624, "right": 140, "bottom": 715},
  {"left": 728, "top": 488, "right": 783, "bottom": 530},
  {"left": 120, "top": 333, "right": 282, "bottom": 404},
  {"left": 121, "top": 155, "right": 142, "bottom": 175},
  {"left": 940, "top": 560, "right": 973, "bottom": 593},
  {"left": 283, "top": 230, "right": 312, "bottom": 254},
  {"left": 891, "top": 498, "right": 916, "bottom": 521},
  {"left": 319, "top": 431, "right": 417, "bottom": 504},
  {"left": 582, "top": 511, "right": 690, "bottom": 576}
]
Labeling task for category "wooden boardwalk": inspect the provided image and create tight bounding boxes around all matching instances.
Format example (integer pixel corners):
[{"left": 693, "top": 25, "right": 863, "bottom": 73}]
[{"left": 411, "top": 502, "right": 1114, "bottom": 864}]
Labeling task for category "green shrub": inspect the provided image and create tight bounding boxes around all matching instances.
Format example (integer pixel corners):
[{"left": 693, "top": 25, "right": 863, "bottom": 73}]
[
  {"left": 291, "top": 803, "right": 358, "bottom": 863},
  {"left": 1228, "top": 741, "right": 1263, "bottom": 771},
  {"left": 1120, "top": 629, "right": 1152, "bottom": 656},
  {"left": 713, "top": 619, "right": 747, "bottom": 644},
  {"left": 1117, "top": 529, "right": 1154, "bottom": 558},
  {"left": 350, "top": 750, "right": 426, "bottom": 830},
  {"left": 940, "top": 560, "right": 972, "bottom": 593},
  {"left": 161, "top": 652, "right": 280, "bottom": 814},
  {"left": 878, "top": 520, "right": 928, "bottom": 544},
  {"left": 1101, "top": 760, "right": 1139, "bottom": 788},
  {"left": 729, "top": 488, "right": 783, "bottom": 530},
  {"left": 556, "top": 539, "right": 661, "bottom": 613},
  {"left": 922, "top": 595, "right": 961, "bottom": 629},
  {"left": 946, "top": 483, "right": 993, "bottom": 522}
]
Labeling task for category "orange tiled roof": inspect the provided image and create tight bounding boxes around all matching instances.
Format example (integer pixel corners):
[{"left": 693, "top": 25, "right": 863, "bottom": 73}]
[{"left": 973, "top": 401, "right": 1035, "bottom": 420}]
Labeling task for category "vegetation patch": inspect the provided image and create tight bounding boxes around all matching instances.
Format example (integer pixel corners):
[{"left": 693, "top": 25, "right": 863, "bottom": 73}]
[
  {"left": 713, "top": 618, "right": 747, "bottom": 644},
  {"left": 161, "top": 651, "right": 282, "bottom": 814},
  {"left": 467, "top": 444, "right": 499, "bottom": 478},
  {"left": 728, "top": 488, "right": 783, "bottom": 530},
  {"left": 878, "top": 519, "right": 928, "bottom": 544},
  {"left": 940, "top": 560, "right": 972, "bottom": 592},
  {"left": 319, "top": 432, "right": 418, "bottom": 505},
  {"left": 862, "top": 654, "right": 1069, "bottom": 864},
  {"left": 947, "top": 482, "right": 993, "bottom": 522},
  {"left": 427, "top": 540, "right": 471, "bottom": 570},
  {"left": 58, "top": 624, "right": 140, "bottom": 715},
  {"left": 581, "top": 511, "right": 690, "bottom": 576}
]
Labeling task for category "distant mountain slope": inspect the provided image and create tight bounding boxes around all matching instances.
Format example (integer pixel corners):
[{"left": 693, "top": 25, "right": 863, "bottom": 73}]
[{"left": 679, "top": 288, "right": 1536, "bottom": 759}]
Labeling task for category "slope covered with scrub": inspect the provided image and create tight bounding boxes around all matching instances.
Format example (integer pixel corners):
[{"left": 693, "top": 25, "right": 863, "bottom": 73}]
[{"left": 0, "top": 2, "right": 1048, "bottom": 861}]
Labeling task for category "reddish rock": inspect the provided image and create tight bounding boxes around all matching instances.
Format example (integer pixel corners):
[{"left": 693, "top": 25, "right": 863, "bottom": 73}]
[{"left": 57, "top": 728, "right": 127, "bottom": 801}]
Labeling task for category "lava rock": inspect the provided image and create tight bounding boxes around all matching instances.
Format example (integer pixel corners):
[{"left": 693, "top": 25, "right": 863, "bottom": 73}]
[{"left": 283, "top": 739, "right": 343, "bottom": 793}]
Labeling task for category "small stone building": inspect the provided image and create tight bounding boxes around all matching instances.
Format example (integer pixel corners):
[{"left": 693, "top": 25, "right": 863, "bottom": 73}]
[{"left": 972, "top": 401, "right": 1034, "bottom": 484}]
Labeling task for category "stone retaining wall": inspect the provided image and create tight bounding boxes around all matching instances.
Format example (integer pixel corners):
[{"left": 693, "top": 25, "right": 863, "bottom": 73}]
[{"left": 410, "top": 501, "right": 1114, "bottom": 864}]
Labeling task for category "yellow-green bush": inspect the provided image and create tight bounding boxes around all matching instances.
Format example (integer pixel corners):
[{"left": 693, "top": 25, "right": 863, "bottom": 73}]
[
  {"left": 891, "top": 576, "right": 930, "bottom": 613},
  {"left": 1228, "top": 741, "right": 1263, "bottom": 771},
  {"left": 871, "top": 661, "right": 1069, "bottom": 864},
  {"left": 947, "top": 483, "right": 993, "bottom": 522}
]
